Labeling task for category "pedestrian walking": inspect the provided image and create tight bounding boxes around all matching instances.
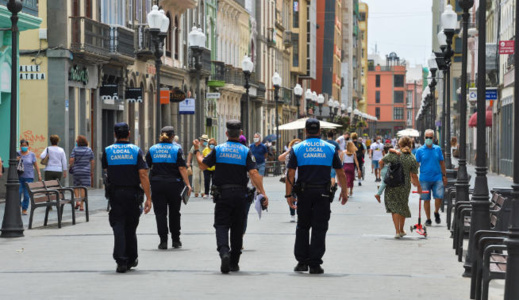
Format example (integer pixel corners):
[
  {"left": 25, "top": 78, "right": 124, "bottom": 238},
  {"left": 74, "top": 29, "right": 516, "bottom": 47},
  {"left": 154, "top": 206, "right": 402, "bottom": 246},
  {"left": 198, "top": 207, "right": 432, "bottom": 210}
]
[
  {"left": 451, "top": 136, "right": 459, "bottom": 158},
  {"left": 17, "top": 139, "right": 41, "bottom": 215},
  {"left": 69, "top": 135, "right": 95, "bottom": 210},
  {"left": 352, "top": 133, "right": 365, "bottom": 186},
  {"left": 325, "top": 131, "right": 341, "bottom": 185},
  {"left": 187, "top": 134, "right": 207, "bottom": 197},
  {"left": 40, "top": 135, "right": 68, "bottom": 181},
  {"left": 279, "top": 138, "right": 302, "bottom": 222},
  {"left": 102, "top": 123, "right": 152, "bottom": 273},
  {"left": 369, "top": 136, "right": 385, "bottom": 182},
  {"left": 335, "top": 131, "right": 350, "bottom": 151},
  {"left": 146, "top": 126, "right": 192, "bottom": 250},
  {"left": 374, "top": 143, "right": 397, "bottom": 203},
  {"left": 192, "top": 120, "right": 268, "bottom": 274},
  {"left": 203, "top": 138, "right": 216, "bottom": 199},
  {"left": 415, "top": 129, "right": 448, "bottom": 226},
  {"left": 249, "top": 133, "right": 268, "bottom": 177},
  {"left": 286, "top": 118, "right": 349, "bottom": 274},
  {"left": 341, "top": 141, "right": 361, "bottom": 196},
  {"left": 379, "top": 136, "right": 421, "bottom": 238}
]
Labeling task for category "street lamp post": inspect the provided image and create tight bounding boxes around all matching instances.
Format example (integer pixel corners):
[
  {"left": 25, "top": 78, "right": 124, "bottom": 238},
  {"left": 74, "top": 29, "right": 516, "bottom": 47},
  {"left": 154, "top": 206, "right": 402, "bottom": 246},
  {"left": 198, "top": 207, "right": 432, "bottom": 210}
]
[
  {"left": 294, "top": 84, "right": 303, "bottom": 139},
  {"left": 464, "top": 0, "right": 491, "bottom": 278},
  {"left": 317, "top": 94, "right": 325, "bottom": 118},
  {"left": 457, "top": 0, "right": 475, "bottom": 278},
  {"left": 272, "top": 72, "right": 282, "bottom": 175},
  {"left": 503, "top": 0, "right": 519, "bottom": 297},
  {"left": 147, "top": 6, "right": 170, "bottom": 137},
  {"left": 311, "top": 91, "right": 318, "bottom": 117},
  {"left": 242, "top": 55, "right": 254, "bottom": 139},
  {"left": 305, "top": 89, "right": 312, "bottom": 116},
  {"left": 1, "top": 0, "right": 24, "bottom": 238},
  {"left": 188, "top": 26, "right": 207, "bottom": 139}
]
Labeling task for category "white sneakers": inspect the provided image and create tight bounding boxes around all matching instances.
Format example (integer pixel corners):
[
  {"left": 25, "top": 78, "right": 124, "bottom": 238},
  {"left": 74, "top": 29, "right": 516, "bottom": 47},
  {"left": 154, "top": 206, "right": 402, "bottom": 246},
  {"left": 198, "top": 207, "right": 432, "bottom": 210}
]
[{"left": 290, "top": 215, "right": 296, "bottom": 223}]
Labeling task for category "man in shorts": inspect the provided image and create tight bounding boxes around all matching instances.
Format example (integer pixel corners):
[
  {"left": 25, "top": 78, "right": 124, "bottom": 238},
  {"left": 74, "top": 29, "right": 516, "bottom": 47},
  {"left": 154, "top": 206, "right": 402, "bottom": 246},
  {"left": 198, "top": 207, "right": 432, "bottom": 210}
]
[
  {"left": 369, "top": 136, "right": 385, "bottom": 182},
  {"left": 415, "top": 129, "right": 448, "bottom": 225}
]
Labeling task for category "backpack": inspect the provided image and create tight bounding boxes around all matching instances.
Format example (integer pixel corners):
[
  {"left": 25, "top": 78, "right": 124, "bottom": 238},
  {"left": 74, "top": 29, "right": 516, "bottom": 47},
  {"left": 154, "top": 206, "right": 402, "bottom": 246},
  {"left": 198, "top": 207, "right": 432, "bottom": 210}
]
[{"left": 384, "top": 156, "right": 405, "bottom": 188}]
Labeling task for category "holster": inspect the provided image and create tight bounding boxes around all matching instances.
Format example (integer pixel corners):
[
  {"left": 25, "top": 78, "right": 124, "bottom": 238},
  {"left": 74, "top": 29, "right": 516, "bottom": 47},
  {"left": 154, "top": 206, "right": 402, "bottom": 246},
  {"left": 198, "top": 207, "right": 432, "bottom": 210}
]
[
  {"left": 210, "top": 185, "right": 221, "bottom": 203},
  {"left": 329, "top": 183, "right": 338, "bottom": 203},
  {"left": 246, "top": 187, "right": 256, "bottom": 203}
]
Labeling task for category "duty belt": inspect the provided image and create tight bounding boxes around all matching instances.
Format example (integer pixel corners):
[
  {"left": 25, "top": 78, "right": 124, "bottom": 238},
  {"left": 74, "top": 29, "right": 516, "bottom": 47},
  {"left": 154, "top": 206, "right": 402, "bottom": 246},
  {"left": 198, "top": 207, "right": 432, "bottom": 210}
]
[{"left": 219, "top": 184, "right": 247, "bottom": 190}]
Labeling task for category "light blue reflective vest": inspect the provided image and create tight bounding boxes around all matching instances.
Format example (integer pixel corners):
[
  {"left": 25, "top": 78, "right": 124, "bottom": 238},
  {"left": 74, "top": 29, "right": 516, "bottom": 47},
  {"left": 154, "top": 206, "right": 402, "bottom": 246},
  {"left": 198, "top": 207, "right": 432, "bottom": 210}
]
[
  {"left": 105, "top": 143, "right": 140, "bottom": 166},
  {"left": 149, "top": 143, "right": 180, "bottom": 164},
  {"left": 215, "top": 141, "right": 248, "bottom": 166}
]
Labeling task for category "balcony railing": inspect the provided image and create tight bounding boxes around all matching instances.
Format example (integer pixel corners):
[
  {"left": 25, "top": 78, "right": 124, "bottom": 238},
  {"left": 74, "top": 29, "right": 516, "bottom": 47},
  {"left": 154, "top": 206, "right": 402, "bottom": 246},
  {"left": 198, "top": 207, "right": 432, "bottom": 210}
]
[
  {"left": 188, "top": 47, "right": 211, "bottom": 72},
  {"left": 283, "top": 31, "right": 293, "bottom": 47},
  {"left": 0, "top": 0, "right": 38, "bottom": 16},
  {"left": 224, "top": 65, "right": 244, "bottom": 86},
  {"left": 110, "top": 26, "right": 135, "bottom": 58},
  {"left": 209, "top": 61, "right": 226, "bottom": 82},
  {"left": 70, "top": 17, "right": 111, "bottom": 57},
  {"left": 282, "top": 87, "right": 292, "bottom": 105},
  {"left": 267, "top": 28, "right": 276, "bottom": 48},
  {"left": 136, "top": 25, "right": 153, "bottom": 53},
  {"left": 257, "top": 82, "right": 266, "bottom": 99}
]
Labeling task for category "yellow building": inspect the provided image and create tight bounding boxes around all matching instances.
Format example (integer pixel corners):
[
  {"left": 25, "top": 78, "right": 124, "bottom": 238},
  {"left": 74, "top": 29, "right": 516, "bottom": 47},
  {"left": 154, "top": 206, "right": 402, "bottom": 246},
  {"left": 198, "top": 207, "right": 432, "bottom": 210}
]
[{"left": 358, "top": 1, "right": 368, "bottom": 112}]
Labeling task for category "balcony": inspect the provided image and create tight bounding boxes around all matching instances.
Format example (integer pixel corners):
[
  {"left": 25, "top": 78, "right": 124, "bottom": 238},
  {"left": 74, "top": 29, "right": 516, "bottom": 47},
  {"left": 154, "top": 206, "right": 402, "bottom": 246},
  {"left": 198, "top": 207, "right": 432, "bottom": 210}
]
[
  {"left": 70, "top": 17, "right": 111, "bottom": 60},
  {"left": 188, "top": 47, "right": 211, "bottom": 73},
  {"left": 109, "top": 26, "right": 135, "bottom": 60},
  {"left": 283, "top": 31, "right": 293, "bottom": 48},
  {"left": 282, "top": 87, "right": 292, "bottom": 105},
  {"left": 267, "top": 28, "right": 276, "bottom": 48},
  {"left": 135, "top": 25, "right": 154, "bottom": 60},
  {"left": 257, "top": 82, "right": 266, "bottom": 99},
  {"left": 224, "top": 65, "right": 244, "bottom": 87},
  {"left": 0, "top": 0, "right": 38, "bottom": 16},
  {"left": 208, "top": 61, "right": 226, "bottom": 87}
]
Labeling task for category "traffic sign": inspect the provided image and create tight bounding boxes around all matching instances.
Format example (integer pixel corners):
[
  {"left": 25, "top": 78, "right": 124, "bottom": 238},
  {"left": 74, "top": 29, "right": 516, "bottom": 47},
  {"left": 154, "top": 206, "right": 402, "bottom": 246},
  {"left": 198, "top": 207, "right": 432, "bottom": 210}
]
[
  {"left": 206, "top": 92, "right": 221, "bottom": 99},
  {"left": 485, "top": 88, "right": 497, "bottom": 101}
]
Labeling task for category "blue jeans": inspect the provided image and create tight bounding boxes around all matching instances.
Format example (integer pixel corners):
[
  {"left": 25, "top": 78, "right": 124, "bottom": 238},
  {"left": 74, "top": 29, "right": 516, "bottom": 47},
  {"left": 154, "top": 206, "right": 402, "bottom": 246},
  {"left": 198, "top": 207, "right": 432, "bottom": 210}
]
[
  {"left": 257, "top": 162, "right": 266, "bottom": 176},
  {"left": 19, "top": 177, "right": 34, "bottom": 210},
  {"left": 420, "top": 180, "right": 444, "bottom": 200}
]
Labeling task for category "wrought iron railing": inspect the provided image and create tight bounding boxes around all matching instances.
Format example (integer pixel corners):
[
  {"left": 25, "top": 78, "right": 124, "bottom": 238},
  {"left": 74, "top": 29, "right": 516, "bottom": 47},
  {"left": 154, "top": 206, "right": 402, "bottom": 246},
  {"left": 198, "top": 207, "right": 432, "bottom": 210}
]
[
  {"left": 70, "top": 17, "right": 111, "bottom": 57},
  {"left": 210, "top": 61, "right": 226, "bottom": 82},
  {"left": 109, "top": 26, "right": 135, "bottom": 57},
  {"left": 136, "top": 25, "right": 153, "bottom": 52}
]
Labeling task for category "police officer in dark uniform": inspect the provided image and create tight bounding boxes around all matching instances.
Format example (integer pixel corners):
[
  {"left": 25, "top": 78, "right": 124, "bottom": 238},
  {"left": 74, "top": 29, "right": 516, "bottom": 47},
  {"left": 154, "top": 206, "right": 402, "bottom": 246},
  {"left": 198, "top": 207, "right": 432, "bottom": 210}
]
[
  {"left": 102, "top": 122, "right": 152, "bottom": 273},
  {"left": 192, "top": 120, "right": 268, "bottom": 274},
  {"left": 146, "top": 126, "right": 192, "bottom": 250},
  {"left": 286, "top": 118, "right": 349, "bottom": 274}
]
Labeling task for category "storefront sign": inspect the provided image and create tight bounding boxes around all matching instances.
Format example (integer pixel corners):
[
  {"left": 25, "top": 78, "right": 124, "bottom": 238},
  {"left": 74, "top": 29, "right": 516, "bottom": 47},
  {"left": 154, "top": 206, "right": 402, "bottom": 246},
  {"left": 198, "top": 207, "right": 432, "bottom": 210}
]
[
  {"left": 19, "top": 65, "right": 46, "bottom": 80},
  {"left": 125, "top": 88, "right": 143, "bottom": 103},
  {"left": 170, "top": 87, "right": 186, "bottom": 103},
  {"left": 179, "top": 98, "right": 195, "bottom": 114},
  {"left": 467, "top": 87, "right": 498, "bottom": 101},
  {"left": 206, "top": 92, "right": 221, "bottom": 99},
  {"left": 69, "top": 65, "right": 89, "bottom": 85},
  {"left": 499, "top": 40, "right": 514, "bottom": 55},
  {"left": 160, "top": 89, "right": 170, "bottom": 104},
  {"left": 101, "top": 84, "right": 119, "bottom": 104}
]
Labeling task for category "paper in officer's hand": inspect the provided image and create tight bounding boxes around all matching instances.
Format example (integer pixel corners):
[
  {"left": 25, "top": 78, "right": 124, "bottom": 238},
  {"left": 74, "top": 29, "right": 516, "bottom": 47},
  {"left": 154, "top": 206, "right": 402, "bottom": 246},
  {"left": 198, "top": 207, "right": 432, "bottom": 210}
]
[{"left": 254, "top": 194, "right": 264, "bottom": 219}]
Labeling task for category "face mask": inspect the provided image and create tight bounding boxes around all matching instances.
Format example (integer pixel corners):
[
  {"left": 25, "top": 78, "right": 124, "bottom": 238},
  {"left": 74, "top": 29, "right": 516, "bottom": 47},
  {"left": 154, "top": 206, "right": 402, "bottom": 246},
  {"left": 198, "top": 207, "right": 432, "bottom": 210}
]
[
  {"left": 253, "top": 138, "right": 260, "bottom": 143},
  {"left": 21, "top": 146, "right": 28, "bottom": 152},
  {"left": 425, "top": 138, "right": 434, "bottom": 146},
  {"left": 203, "top": 142, "right": 208, "bottom": 146},
  {"left": 377, "top": 139, "right": 381, "bottom": 143},
  {"left": 209, "top": 144, "right": 215, "bottom": 149},
  {"left": 75, "top": 142, "right": 78, "bottom": 147}
]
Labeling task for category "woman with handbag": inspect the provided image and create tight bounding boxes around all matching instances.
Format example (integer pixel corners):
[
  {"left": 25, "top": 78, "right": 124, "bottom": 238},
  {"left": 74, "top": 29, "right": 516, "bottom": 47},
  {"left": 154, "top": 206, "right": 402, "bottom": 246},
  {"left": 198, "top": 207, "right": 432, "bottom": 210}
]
[
  {"left": 69, "top": 135, "right": 94, "bottom": 211},
  {"left": 40, "top": 135, "right": 68, "bottom": 181},
  {"left": 341, "top": 141, "right": 361, "bottom": 197},
  {"left": 17, "top": 139, "right": 41, "bottom": 215},
  {"left": 379, "top": 137, "right": 421, "bottom": 239}
]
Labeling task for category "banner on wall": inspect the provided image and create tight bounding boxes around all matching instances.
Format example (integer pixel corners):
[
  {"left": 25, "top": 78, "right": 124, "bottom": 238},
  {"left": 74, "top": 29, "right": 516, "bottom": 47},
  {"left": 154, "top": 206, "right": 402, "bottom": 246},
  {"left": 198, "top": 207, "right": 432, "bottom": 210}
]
[
  {"left": 125, "top": 88, "right": 143, "bottom": 103},
  {"left": 100, "top": 84, "right": 119, "bottom": 104},
  {"left": 179, "top": 98, "right": 195, "bottom": 114}
]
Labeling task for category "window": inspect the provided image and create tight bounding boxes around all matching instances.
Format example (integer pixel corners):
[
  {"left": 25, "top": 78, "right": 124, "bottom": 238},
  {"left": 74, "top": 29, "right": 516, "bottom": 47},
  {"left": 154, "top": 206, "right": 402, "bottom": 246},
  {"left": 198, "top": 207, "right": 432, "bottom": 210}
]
[
  {"left": 293, "top": 0, "right": 299, "bottom": 28},
  {"left": 394, "top": 91, "right": 404, "bottom": 103},
  {"left": 375, "top": 107, "right": 380, "bottom": 119},
  {"left": 394, "top": 75, "right": 405, "bottom": 87},
  {"left": 85, "top": 0, "right": 92, "bottom": 18},
  {"left": 406, "top": 91, "right": 413, "bottom": 106},
  {"left": 376, "top": 91, "right": 380, "bottom": 103},
  {"left": 375, "top": 75, "right": 380, "bottom": 87},
  {"left": 393, "top": 107, "right": 404, "bottom": 120},
  {"left": 292, "top": 33, "right": 299, "bottom": 67}
]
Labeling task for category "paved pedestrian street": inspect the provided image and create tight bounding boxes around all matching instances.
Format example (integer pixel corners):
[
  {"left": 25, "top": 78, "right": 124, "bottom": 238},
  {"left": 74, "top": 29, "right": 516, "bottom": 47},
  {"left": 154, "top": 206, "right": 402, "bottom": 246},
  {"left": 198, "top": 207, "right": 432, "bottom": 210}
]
[{"left": 0, "top": 166, "right": 511, "bottom": 300}]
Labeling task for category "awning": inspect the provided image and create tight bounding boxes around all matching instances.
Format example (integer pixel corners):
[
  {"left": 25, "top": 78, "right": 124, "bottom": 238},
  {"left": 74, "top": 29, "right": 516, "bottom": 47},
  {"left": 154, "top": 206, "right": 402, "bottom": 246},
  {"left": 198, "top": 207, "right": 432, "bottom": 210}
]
[{"left": 468, "top": 106, "right": 492, "bottom": 127}]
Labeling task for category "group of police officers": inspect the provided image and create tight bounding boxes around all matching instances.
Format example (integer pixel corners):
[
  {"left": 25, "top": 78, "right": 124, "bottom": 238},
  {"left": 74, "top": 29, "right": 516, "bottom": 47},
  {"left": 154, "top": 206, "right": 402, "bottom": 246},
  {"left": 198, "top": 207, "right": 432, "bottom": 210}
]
[{"left": 103, "top": 118, "right": 347, "bottom": 274}]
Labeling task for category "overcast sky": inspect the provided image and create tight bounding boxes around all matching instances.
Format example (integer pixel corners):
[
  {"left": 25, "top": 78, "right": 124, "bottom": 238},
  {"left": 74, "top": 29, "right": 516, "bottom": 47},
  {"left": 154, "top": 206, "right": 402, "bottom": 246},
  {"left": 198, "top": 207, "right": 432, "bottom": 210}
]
[{"left": 365, "top": 0, "right": 433, "bottom": 66}]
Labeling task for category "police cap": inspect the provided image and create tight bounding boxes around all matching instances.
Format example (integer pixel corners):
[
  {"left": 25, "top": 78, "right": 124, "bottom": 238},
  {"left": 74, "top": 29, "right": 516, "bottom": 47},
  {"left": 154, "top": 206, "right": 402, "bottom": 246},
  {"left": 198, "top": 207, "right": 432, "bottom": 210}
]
[
  {"left": 161, "top": 126, "right": 175, "bottom": 136},
  {"left": 305, "top": 118, "right": 320, "bottom": 134},
  {"left": 226, "top": 119, "right": 242, "bottom": 130},
  {"left": 114, "top": 122, "right": 130, "bottom": 133}
]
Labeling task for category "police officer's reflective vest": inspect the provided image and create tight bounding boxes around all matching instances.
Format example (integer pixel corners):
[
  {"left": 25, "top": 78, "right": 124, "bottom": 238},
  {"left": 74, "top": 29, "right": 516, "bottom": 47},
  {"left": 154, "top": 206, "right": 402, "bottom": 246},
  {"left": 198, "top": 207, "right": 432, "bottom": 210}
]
[
  {"left": 105, "top": 143, "right": 140, "bottom": 166},
  {"left": 215, "top": 141, "right": 248, "bottom": 166},
  {"left": 148, "top": 143, "right": 180, "bottom": 164},
  {"left": 292, "top": 138, "right": 335, "bottom": 167}
]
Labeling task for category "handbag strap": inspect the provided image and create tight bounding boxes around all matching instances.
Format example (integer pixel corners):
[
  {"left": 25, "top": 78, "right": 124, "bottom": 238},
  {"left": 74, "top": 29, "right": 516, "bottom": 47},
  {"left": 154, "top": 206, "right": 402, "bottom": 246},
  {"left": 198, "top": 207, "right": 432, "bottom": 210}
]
[{"left": 72, "top": 148, "right": 88, "bottom": 165}]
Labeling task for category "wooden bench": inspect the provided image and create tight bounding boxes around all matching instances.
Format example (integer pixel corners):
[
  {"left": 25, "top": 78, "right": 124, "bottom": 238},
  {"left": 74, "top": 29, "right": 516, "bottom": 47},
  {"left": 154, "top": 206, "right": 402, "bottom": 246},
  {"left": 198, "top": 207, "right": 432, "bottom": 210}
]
[
  {"left": 453, "top": 194, "right": 511, "bottom": 262},
  {"left": 25, "top": 181, "right": 67, "bottom": 229},
  {"left": 44, "top": 180, "right": 89, "bottom": 222},
  {"left": 469, "top": 230, "right": 508, "bottom": 300}
]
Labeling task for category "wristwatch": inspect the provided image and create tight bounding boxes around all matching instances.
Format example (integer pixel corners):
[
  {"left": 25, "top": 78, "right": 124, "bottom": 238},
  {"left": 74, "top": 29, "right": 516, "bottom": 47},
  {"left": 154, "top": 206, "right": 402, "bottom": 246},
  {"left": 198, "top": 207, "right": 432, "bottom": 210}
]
[{"left": 285, "top": 194, "right": 292, "bottom": 198}]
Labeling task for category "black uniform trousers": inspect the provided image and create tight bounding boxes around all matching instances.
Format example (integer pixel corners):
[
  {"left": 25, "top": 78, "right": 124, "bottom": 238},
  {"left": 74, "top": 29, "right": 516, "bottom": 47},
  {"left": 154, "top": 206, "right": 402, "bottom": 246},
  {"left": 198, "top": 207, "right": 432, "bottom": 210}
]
[
  {"left": 295, "top": 188, "right": 331, "bottom": 266},
  {"left": 214, "top": 186, "right": 248, "bottom": 264},
  {"left": 151, "top": 180, "right": 183, "bottom": 242},
  {"left": 108, "top": 187, "right": 142, "bottom": 265}
]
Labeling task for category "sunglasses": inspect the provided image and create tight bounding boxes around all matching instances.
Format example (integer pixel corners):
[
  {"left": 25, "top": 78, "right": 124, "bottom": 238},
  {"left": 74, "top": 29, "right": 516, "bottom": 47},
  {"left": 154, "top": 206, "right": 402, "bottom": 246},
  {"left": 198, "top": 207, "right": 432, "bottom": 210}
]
[{"left": 425, "top": 137, "right": 433, "bottom": 140}]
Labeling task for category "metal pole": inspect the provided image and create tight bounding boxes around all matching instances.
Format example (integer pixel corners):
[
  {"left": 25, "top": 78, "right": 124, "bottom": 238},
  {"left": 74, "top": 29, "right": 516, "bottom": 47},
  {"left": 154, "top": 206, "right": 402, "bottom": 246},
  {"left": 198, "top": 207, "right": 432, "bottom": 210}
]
[
  {"left": 445, "top": 69, "right": 453, "bottom": 168},
  {"left": 465, "top": 0, "right": 490, "bottom": 279},
  {"left": 1, "top": 0, "right": 24, "bottom": 238},
  {"left": 196, "top": 52, "right": 202, "bottom": 138},
  {"left": 442, "top": 69, "right": 447, "bottom": 154},
  {"left": 151, "top": 30, "right": 162, "bottom": 138},
  {"left": 458, "top": 0, "right": 474, "bottom": 277},
  {"left": 503, "top": 0, "right": 519, "bottom": 297},
  {"left": 274, "top": 86, "right": 280, "bottom": 175},
  {"left": 244, "top": 71, "right": 251, "bottom": 139},
  {"left": 295, "top": 95, "right": 302, "bottom": 139}
]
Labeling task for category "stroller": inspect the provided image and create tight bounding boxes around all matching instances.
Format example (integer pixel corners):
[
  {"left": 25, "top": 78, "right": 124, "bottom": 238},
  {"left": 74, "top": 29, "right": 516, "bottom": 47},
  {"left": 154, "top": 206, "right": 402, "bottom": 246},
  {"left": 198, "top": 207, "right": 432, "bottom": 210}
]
[{"left": 410, "top": 191, "right": 429, "bottom": 238}]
